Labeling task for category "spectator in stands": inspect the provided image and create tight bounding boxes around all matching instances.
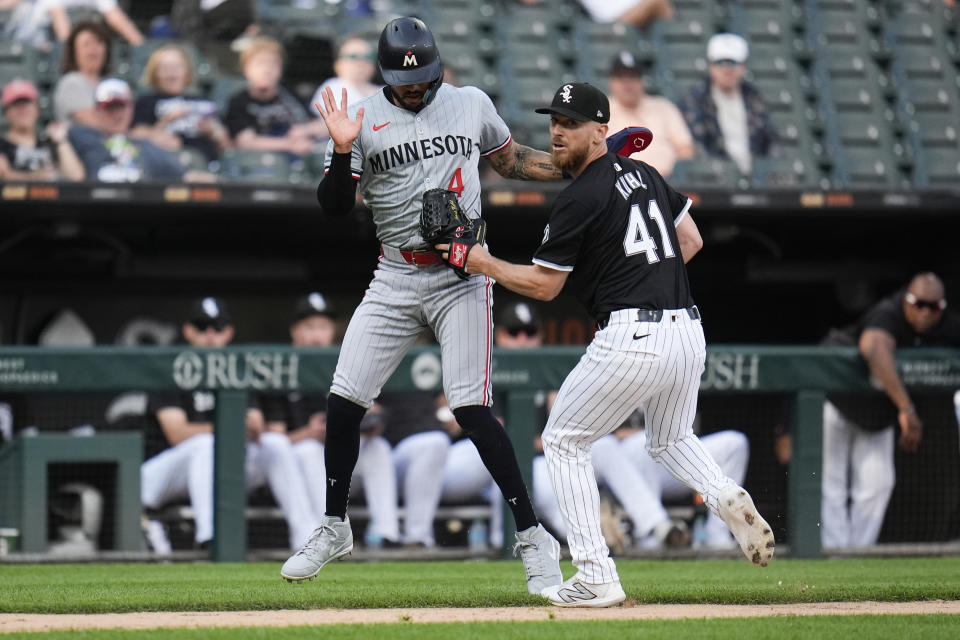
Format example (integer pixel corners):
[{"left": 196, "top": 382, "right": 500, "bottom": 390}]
[
  {"left": 0, "top": 78, "right": 84, "bottom": 181},
  {"left": 68, "top": 78, "right": 216, "bottom": 183},
  {"left": 606, "top": 51, "right": 694, "bottom": 178},
  {"left": 141, "top": 296, "right": 318, "bottom": 552},
  {"left": 679, "top": 33, "right": 778, "bottom": 174},
  {"left": 2, "top": 0, "right": 143, "bottom": 48},
  {"left": 377, "top": 388, "right": 452, "bottom": 548},
  {"left": 310, "top": 36, "right": 381, "bottom": 111},
  {"left": 226, "top": 36, "right": 326, "bottom": 156},
  {"left": 171, "top": 0, "right": 258, "bottom": 48},
  {"left": 52, "top": 19, "right": 111, "bottom": 127},
  {"left": 821, "top": 273, "right": 960, "bottom": 548},
  {"left": 576, "top": 0, "right": 674, "bottom": 28},
  {"left": 130, "top": 45, "right": 230, "bottom": 165},
  {"left": 263, "top": 293, "right": 402, "bottom": 549}
]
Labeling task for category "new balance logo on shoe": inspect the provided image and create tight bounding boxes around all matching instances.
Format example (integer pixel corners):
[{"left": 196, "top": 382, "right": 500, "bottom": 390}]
[{"left": 557, "top": 582, "right": 599, "bottom": 603}]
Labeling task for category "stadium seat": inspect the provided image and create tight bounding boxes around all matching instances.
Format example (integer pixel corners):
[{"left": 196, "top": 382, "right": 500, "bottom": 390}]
[
  {"left": 498, "top": 43, "right": 567, "bottom": 81},
  {"left": 652, "top": 16, "right": 712, "bottom": 45},
  {"left": 670, "top": 158, "right": 747, "bottom": 190},
  {"left": 831, "top": 148, "right": 902, "bottom": 188},
  {"left": 914, "top": 148, "right": 960, "bottom": 187},
  {"left": 752, "top": 76, "right": 814, "bottom": 117},
  {"left": 905, "top": 112, "right": 960, "bottom": 148},
  {"left": 175, "top": 149, "right": 213, "bottom": 173},
  {"left": 211, "top": 75, "right": 248, "bottom": 113},
  {"left": 752, "top": 155, "right": 824, "bottom": 188},
  {"left": 896, "top": 78, "right": 960, "bottom": 115},
  {"left": 890, "top": 45, "right": 956, "bottom": 81},
  {"left": 220, "top": 150, "right": 293, "bottom": 184},
  {"left": 885, "top": 11, "right": 947, "bottom": 47},
  {"left": 822, "top": 81, "right": 887, "bottom": 115},
  {"left": 729, "top": 5, "right": 805, "bottom": 43}
]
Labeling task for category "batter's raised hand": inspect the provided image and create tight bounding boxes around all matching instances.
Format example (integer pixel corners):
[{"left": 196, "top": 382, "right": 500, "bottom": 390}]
[{"left": 315, "top": 86, "right": 364, "bottom": 154}]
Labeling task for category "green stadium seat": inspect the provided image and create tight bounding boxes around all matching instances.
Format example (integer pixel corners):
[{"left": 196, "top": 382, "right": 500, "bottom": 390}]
[
  {"left": 499, "top": 43, "right": 568, "bottom": 81},
  {"left": 571, "top": 21, "right": 647, "bottom": 51},
  {"left": 752, "top": 76, "right": 813, "bottom": 116},
  {"left": 914, "top": 148, "right": 960, "bottom": 187},
  {"left": 752, "top": 155, "right": 824, "bottom": 188},
  {"left": 211, "top": 75, "right": 248, "bottom": 113},
  {"left": 891, "top": 45, "right": 956, "bottom": 81},
  {"left": 896, "top": 78, "right": 960, "bottom": 115},
  {"left": 730, "top": 5, "right": 805, "bottom": 42},
  {"left": 656, "top": 42, "right": 709, "bottom": 84},
  {"left": 831, "top": 148, "right": 901, "bottom": 188},
  {"left": 220, "top": 150, "right": 293, "bottom": 184},
  {"left": 175, "top": 149, "right": 213, "bottom": 172},
  {"left": 905, "top": 112, "right": 960, "bottom": 148},
  {"left": 653, "top": 16, "right": 712, "bottom": 45},
  {"left": 433, "top": 2, "right": 497, "bottom": 31},
  {"left": 823, "top": 81, "right": 887, "bottom": 115},
  {"left": 886, "top": 12, "right": 947, "bottom": 47},
  {"left": 830, "top": 113, "right": 896, "bottom": 148},
  {"left": 670, "top": 158, "right": 747, "bottom": 190}
]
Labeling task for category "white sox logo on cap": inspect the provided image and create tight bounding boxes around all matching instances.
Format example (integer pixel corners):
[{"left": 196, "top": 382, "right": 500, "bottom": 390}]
[
  {"left": 560, "top": 84, "right": 573, "bottom": 103},
  {"left": 403, "top": 50, "right": 418, "bottom": 67}
]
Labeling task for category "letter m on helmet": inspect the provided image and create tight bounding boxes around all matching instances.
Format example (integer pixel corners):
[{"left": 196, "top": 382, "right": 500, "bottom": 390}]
[{"left": 403, "top": 53, "right": 418, "bottom": 67}]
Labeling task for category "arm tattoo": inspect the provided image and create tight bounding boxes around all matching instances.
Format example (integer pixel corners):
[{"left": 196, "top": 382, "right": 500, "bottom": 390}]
[{"left": 489, "top": 142, "right": 564, "bottom": 181}]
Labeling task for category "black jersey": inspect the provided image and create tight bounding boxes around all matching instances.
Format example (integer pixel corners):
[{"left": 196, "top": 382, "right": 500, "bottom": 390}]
[{"left": 532, "top": 152, "right": 695, "bottom": 319}]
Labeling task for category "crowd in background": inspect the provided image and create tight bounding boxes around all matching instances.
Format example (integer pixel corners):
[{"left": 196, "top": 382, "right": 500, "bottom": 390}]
[{"left": 0, "top": 0, "right": 780, "bottom": 183}]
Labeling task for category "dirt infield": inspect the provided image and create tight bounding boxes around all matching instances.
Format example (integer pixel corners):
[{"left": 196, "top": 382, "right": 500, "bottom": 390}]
[{"left": 2, "top": 601, "right": 957, "bottom": 632}]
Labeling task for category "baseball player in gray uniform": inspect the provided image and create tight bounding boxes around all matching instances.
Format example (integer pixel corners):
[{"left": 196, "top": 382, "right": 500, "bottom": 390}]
[
  {"left": 281, "top": 17, "right": 565, "bottom": 593},
  {"left": 443, "top": 82, "right": 775, "bottom": 607}
]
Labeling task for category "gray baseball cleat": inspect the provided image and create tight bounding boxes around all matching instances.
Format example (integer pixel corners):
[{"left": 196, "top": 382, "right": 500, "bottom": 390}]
[
  {"left": 718, "top": 485, "right": 775, "bottom": 567},
  {"left": 541, "top": 575, "right": 626, "bottom": 608},
  {"left": 281, "top": 515, "right": 353, "bottom": 582},
  {"left": 513, "top": 524, "right": 563, "bottom": 594}
]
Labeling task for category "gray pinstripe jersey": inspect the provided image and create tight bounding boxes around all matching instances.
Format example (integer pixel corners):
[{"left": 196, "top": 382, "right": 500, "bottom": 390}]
[{"left": 323, "top": 84, "right": 512, "bottom": 249}]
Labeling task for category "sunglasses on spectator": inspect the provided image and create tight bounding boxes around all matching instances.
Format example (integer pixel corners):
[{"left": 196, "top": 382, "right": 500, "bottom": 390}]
[
  {"left": 905, "top": 292, "right": 947, "bottom": 311},
  {"left": 190, "top": 320, "right": 229, "bottom": 331},
  {"left": 710, "top": 59, "right": 742, "bottom": 67},
  {"left": 506, "top": 326, "right": 539, "bottom": 338},
  {"left": 340, "top": 52, "right": 375, "bottom": 61}
]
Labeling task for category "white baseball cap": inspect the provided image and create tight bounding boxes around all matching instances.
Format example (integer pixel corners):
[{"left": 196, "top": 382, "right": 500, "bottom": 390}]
[
  {"left": 707, "top": 33, "right": 749, "bottom": 64},
  {"left": 95, "top": 78, "right": 133, "bottom": 106}
]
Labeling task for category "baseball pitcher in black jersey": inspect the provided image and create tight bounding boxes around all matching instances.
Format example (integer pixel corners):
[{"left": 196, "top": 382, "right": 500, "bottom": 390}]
[{"left": 439, "top": 82, "right": 774, "bottom": 607}]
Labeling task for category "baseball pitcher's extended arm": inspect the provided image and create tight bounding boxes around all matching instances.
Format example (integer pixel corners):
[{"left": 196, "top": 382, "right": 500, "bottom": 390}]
[
  {"left": 859, "top": 328, "right": 923, "bottom": 452},
  {"left": 486, "top": 141, "right": 564, "bottom": 181},
  {"left": 676, "top": 213, "right": 703, "bottom": 263},
  {"left": 437, "top": 243, "right": 569, "bottom": 300}
]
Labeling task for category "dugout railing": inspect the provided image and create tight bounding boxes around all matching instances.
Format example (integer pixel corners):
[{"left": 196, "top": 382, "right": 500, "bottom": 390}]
[{"left": 1, "top": 345, "right": 958, "bottom": 561}]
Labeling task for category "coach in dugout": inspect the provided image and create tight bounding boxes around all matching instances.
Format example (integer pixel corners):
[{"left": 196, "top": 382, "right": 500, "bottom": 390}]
[{"left": 821, "top": 273, "right": 960, "bottom": 547}]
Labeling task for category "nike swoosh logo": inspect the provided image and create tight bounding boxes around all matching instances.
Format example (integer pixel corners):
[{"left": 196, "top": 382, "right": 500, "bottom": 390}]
[
  {"left": 373, "top": 122, "right": 390, "bottom": 131},
  {"left": 633, "top": 331, "right": 651, "bottom": 340}
]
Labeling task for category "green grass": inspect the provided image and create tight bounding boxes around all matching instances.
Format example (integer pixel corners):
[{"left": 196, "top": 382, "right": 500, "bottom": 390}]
[
  {"left": 1, "top": 557, "right": 959, "bottom": 614},
  {"left": 4, "top": 616, "right": 960, "bottom": 640}
]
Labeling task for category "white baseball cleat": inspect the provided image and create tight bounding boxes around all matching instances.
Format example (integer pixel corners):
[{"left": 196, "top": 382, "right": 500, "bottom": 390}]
[
  {"left": 281, "top": 515, "right": 353, "bottom": 582},
  {"left": 513, "top": 524, "right": 563, "bottom": 594},
  {"left": 718, "top": 485, "right": 775, "bottom": 567},
  {"left": 540, "top": 575, "right": 626, "bottom": 608}
]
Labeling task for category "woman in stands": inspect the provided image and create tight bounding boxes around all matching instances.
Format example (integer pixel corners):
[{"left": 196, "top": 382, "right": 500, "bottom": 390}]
[
  {"left": 0, "top": 78, "right": 84, "bottom": 181},
  {"left": 130, "top": 45, "right": 230, "bottom": 167},
  {"left": 52, "top": 19, "right": 111, "bottom": 127}
]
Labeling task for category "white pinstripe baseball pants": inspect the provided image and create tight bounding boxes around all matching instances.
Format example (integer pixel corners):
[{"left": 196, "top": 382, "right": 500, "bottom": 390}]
[{"left": 542, "top": 308, "right": 735, "bottom": 584}]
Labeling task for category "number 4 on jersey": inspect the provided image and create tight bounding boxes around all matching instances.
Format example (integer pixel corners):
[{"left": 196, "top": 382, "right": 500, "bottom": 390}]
[
  {"left": 623, "top": 200, "right": 676, "bottom": 264},
  {"left": 447, "top": 168, "right": 465, "bottom": 197}
]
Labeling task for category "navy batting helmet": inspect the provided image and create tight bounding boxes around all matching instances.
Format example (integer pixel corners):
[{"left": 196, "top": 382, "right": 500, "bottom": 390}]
[{"left": 378, "top": 17, "right": 443, "bottom": 104}]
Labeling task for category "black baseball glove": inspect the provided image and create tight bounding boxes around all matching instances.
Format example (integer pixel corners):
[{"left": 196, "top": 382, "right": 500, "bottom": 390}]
[{"left": 420, "top": 188, "right": 487, "bottom": 280}]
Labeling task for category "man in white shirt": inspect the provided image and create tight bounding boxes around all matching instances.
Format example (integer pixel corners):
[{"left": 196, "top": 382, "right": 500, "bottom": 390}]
[
  {"left": 606, "top": 51, "right": 694, "bottom": 177},
  {"left": 679, "top": 33, "right": 778, "bottom": 174}
]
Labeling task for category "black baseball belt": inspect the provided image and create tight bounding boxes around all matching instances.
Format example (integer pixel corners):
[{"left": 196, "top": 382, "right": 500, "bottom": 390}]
[{"left": 595, "top": 306, "right": 701, "bottom": 330}]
